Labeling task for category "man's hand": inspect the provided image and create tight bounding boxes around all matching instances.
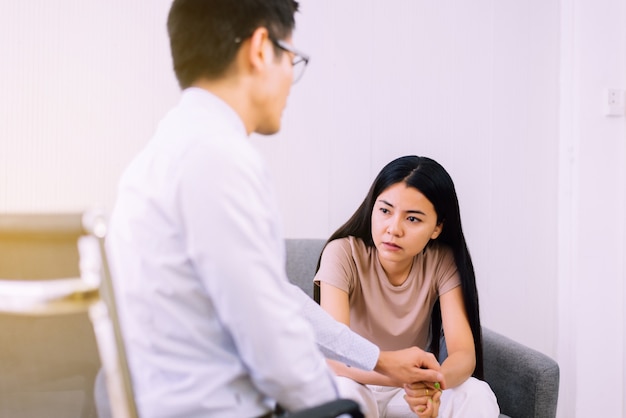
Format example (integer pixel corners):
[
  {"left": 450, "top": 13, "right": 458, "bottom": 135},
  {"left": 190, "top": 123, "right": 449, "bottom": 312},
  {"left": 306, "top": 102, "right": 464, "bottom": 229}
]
[{"left": 373, "top": 347, "right": 445, "bottom": 387}]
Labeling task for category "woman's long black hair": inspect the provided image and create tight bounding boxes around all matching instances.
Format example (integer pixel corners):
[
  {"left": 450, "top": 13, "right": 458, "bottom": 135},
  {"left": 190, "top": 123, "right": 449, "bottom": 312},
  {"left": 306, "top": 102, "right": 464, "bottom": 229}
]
[{"left": 315, "top": 155, "right": 483, "bottom": 379}]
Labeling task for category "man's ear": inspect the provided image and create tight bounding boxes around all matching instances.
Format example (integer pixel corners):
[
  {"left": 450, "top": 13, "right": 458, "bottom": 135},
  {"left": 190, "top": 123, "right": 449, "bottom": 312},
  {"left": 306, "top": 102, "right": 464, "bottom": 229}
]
[{"left": 247, "top": 27, "right": 271, "bottom": 71}]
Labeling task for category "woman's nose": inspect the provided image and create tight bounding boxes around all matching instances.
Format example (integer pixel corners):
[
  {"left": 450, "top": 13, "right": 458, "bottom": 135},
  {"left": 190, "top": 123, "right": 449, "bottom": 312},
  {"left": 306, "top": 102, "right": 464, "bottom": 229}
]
[{"left": 386, "top": 216, "right": 403, "bottom": 236}]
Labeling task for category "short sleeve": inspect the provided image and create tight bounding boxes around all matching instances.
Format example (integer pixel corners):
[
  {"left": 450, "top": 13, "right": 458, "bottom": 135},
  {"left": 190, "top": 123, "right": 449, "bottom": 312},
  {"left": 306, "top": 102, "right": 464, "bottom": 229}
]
[
  {"left": 313, "top": 238, "right": 355, "bottom": 294},
  {"left": 434, "top": 245, "right": 461, "bottom": 296}
]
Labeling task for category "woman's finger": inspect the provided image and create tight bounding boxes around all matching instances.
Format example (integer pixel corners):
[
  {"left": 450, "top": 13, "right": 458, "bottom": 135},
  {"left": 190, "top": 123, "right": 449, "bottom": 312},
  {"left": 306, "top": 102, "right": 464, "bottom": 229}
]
[
  {"left": 403, "top": 393, "right": 429, "bottom": 411},
  {"left": 415, "top": 398, "right": 434, "bottom": 418},
  {"left": 430, "top": 390, "right": 442, "bottom": 417}
]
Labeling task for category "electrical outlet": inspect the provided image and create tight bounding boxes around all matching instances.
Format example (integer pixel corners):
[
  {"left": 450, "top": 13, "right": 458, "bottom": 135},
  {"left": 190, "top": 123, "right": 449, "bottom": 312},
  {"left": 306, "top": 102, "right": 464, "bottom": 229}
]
[{"left": 606, "top": 88, "right": 625, "bottom": 117}]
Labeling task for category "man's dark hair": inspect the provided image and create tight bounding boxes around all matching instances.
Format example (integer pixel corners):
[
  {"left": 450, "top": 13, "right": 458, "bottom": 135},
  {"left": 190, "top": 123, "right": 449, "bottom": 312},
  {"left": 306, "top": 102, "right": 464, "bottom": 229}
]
[{"left": 167, "top": 0, "right": 300, "bottom": 89}]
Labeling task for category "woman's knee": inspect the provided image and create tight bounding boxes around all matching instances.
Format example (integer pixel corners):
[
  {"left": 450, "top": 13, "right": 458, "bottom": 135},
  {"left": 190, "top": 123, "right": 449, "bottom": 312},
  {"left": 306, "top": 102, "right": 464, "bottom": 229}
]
[
  {"left": 440, "top": 377, "right": 500, "bottom": 417},
  {"left": 334, "top": 376, "right": 379, "bottom": 418}
]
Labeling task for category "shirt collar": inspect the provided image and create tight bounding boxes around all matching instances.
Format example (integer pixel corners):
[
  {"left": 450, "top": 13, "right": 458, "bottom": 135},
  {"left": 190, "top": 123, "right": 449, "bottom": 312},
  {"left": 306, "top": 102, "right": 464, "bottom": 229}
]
[{"left": 179, "top": 87, "right": 248, "bottom": 137}]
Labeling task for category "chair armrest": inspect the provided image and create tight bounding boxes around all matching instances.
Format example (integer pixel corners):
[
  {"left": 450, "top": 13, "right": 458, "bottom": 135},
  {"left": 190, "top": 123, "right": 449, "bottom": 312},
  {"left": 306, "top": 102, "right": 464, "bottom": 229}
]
[
  {"left": 482, "top": 327, "right": 559, "bottom": 418},
  {"left": 0, "top": 277, "right": 99, "bottom": 315},
  {"left": 286, "top": 399, "right": 363, "bottom": 418}
]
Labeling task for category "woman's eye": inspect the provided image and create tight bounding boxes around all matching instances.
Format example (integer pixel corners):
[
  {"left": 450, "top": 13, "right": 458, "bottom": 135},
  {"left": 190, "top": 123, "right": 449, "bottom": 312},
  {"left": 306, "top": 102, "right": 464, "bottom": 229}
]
[
  {"left": 407, "top": 216, "right": 420, "bottom": 223},
  {"left": 379, "top": 207, "right": 389, "bottom": 214}
]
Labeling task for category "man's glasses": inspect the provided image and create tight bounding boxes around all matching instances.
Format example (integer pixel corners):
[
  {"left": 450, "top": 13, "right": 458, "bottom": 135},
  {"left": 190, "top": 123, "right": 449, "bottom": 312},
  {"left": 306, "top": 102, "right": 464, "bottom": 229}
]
[
  {"left": 234, "top": 35, "right": 310, "bottom": 84},
  {"left": 270, "top": 38, "right": 310, "bottom": 84}
]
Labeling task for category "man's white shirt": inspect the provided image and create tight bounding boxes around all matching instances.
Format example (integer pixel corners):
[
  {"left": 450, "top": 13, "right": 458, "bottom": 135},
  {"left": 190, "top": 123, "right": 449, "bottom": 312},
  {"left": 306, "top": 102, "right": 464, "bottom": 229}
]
[{"left": 107, "top": 88, "right": 345, "bottom": 417}]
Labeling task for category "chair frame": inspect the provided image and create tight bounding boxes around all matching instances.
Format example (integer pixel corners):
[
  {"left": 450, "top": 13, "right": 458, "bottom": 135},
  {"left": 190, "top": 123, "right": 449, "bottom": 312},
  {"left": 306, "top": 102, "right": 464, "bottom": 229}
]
[{"left": 0, "top": 211, "right": 138, "bottom": 418}]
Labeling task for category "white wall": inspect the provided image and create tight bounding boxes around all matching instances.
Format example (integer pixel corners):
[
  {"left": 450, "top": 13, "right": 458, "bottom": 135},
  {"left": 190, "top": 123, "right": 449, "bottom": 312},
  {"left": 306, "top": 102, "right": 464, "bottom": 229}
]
[
  {"left": 558, "top": 0, "right": 626, "bottom": 416},
  {"left": 0, "top": 1, "right": 179, "bottom": 213},
  {"left": 263, "top": 0, "right": 562, "bottom": 358},
  {"left": 1, "top": 1, "right": 625, "bottom": 417}
]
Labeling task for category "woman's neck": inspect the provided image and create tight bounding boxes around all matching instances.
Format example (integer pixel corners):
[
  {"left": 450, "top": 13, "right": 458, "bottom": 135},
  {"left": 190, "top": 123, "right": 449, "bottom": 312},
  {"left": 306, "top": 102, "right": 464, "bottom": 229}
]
[{"left": 379, "top": 257, "right": 415, "bottom": 287}]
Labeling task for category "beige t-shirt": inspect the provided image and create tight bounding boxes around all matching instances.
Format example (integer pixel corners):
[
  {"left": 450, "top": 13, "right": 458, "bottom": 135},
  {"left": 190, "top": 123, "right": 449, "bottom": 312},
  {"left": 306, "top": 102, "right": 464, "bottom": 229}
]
[{"left": 314, "top": 236, "right": 461, "bottom": 351}]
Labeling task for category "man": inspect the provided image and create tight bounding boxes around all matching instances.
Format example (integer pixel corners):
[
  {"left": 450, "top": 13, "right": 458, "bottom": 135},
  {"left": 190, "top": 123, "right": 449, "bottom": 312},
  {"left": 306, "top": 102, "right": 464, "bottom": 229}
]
[{"left": 107, "top": 1, "right": 443, "bottom": 417}]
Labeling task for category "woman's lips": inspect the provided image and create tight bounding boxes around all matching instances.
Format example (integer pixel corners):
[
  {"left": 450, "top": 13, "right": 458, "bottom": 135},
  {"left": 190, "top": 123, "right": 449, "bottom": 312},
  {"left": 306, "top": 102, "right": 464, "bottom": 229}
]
[{"left": 382, "top": 242, "right": 402, "bottom": 251}]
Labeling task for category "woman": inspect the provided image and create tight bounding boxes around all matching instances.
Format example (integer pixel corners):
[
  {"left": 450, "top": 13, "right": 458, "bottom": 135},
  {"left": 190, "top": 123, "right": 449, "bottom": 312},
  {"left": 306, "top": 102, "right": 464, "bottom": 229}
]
[{"left": 314, "top": 156, "right": 499, "bottom": 418}]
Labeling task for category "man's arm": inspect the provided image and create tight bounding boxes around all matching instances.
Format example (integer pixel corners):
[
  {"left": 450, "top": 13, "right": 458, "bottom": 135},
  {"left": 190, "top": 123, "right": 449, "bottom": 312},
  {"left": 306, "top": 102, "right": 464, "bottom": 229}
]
[
  {"left": 295, "top": 286, "right": 378, "bottom": 368},
  {"left": 184, "top": 149, "right": 338, "bottom": 412},
  {"left": 294, "top": 286, "right": 445, "bottom": 386}
]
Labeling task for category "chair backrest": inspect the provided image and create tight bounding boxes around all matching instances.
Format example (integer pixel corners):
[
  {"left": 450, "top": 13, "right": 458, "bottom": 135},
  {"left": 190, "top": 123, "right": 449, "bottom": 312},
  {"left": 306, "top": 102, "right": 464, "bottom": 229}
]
[
  {"left": 0, "top": 211, "right": 138, "bottom": 418},
  {"left": 0, "top": 213, "right": 99, "bottom": 418},
  {"left": 0, "top": 214, "right": 84, "bottom": 280},
  {"left": 284, "top": 238, "right": 326, "bottom": 298},
  {"left": 81, "top": 211, "right": 138, "bottom": 418}
]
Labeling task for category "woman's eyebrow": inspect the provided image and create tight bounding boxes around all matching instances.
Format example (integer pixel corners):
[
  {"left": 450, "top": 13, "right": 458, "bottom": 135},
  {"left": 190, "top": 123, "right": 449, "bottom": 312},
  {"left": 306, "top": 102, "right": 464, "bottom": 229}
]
[
  {"left": 378, "top": 199, "right": 427, "bottom": 216},
  {"left": 406, "top": 209, "right": 426, "bottom": 216}
]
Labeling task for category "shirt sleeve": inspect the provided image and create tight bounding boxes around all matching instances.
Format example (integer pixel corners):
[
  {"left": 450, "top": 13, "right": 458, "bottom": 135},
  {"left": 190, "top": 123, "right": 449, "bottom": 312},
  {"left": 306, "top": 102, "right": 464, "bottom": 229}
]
[
  {"left": 313, "top": 238, "right": 354, "bottom": 293},
  {"left": 291, "top": 284, "right": 380, "bottom": 370},
  {"left": 180, "top": 142, "right": 338, "bottom": 411},
  {"left": 435, "top": 245, "right": 461, "bottom": 296}
]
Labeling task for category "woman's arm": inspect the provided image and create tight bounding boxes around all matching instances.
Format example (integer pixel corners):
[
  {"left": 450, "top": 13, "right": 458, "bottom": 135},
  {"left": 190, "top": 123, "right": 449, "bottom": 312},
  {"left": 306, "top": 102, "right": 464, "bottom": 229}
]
[
  {"left": 320, "top": 281, "right": 402, "bottom": 387},
  {"left": 318, "top": 281, "right": 350, "bottom": 325},
  {"left": 297, "top": 285, "right": 443, "bottom": 384},
  {"left": 439, "top": 286, "right": 476, "bottom": 388},
  {"left": 327, "top": 359, "right": 400, "bottom": 386}
]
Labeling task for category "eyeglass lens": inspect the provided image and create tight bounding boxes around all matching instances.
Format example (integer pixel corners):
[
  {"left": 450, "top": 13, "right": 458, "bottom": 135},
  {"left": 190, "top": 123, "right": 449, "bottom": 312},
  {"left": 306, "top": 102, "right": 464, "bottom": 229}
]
[{"left": 292, "top": 59, "right": 306, "bottom": 83}]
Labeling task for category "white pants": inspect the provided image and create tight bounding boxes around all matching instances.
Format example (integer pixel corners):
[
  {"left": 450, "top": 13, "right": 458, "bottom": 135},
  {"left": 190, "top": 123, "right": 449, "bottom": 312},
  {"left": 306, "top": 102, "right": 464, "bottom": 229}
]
[{"left": 335, "top": 376, "right": 500, "bottom": 418}]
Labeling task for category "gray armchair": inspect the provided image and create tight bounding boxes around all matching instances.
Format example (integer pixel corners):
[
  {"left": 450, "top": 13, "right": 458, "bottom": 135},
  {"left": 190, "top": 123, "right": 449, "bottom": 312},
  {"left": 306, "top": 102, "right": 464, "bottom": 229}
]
[{"left": 285, "top": 239, "right": 560, "bottom": 418}]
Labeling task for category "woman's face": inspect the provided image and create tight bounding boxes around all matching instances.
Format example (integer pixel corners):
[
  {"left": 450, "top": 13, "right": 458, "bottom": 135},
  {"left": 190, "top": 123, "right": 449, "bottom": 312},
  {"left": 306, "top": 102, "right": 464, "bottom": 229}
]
[{"left": 371, "top": 182, "right": 443, "bottom": 265}]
